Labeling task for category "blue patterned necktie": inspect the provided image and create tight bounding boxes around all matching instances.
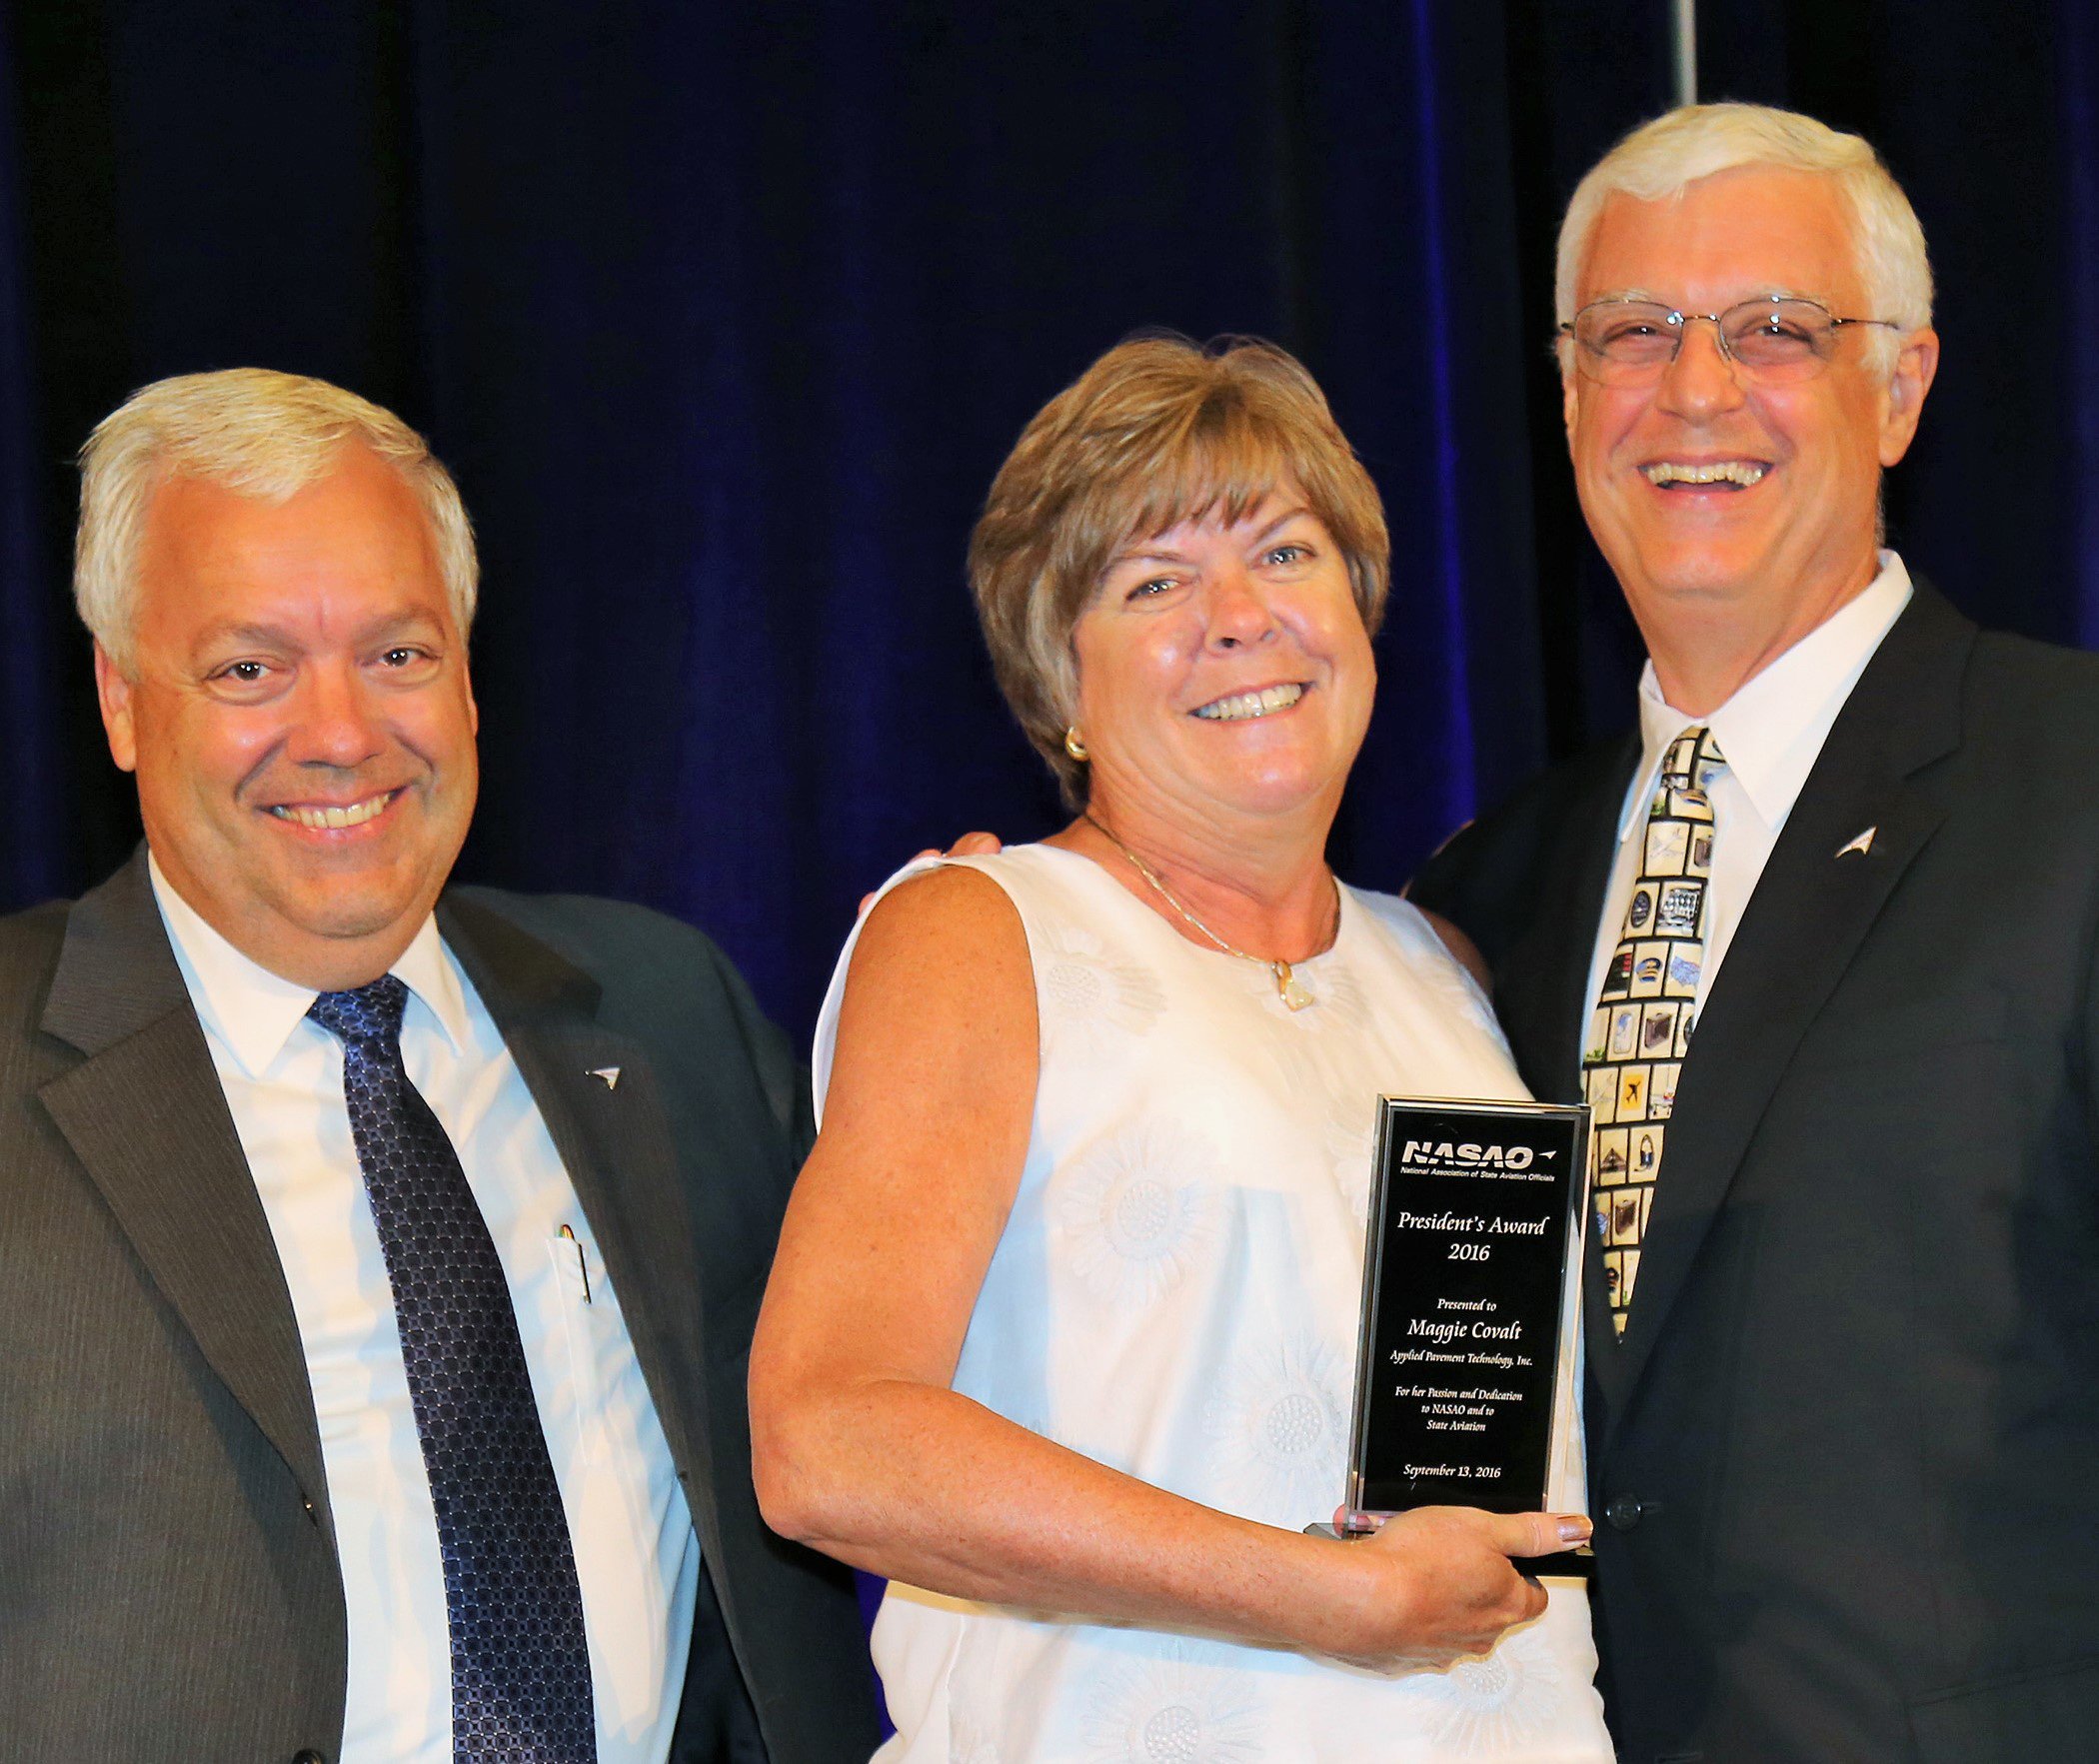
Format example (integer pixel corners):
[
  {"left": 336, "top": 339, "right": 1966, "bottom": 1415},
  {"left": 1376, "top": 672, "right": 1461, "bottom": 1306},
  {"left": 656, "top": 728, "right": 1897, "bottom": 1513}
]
[{"left": 310, "top": 976, "right": 596, "bottom": 1763}]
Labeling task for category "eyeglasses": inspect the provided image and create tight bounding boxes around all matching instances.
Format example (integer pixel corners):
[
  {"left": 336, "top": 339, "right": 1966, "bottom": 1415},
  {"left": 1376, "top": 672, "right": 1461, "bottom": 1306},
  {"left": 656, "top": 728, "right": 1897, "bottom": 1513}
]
[{"left": 1562, "top": 296, "right": 1901, "bottom": 386}]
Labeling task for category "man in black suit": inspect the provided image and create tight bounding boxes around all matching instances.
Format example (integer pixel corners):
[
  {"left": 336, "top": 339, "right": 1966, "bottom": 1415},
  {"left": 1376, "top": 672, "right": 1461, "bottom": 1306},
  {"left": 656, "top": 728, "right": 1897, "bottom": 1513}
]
[
  {"left": 1411, "top": 104, "right": 2099, "bottom": 1762},
  {"left": 0, "top": 368, "right": 881, "bottom": 1763}
]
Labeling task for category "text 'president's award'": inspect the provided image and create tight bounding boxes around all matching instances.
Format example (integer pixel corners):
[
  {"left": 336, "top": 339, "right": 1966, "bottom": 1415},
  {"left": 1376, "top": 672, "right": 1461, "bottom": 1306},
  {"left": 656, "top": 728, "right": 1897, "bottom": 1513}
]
[{"left": 1332, "top": 1096, "right": 1591, "bottom": 1570}]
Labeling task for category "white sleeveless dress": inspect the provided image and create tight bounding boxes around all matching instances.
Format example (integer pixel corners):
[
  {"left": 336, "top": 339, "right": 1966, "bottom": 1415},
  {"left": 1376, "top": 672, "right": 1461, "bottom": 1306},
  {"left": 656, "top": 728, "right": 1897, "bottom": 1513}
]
[{"left": 814, "top": 846, "right": 1612, "bottom": 1764}]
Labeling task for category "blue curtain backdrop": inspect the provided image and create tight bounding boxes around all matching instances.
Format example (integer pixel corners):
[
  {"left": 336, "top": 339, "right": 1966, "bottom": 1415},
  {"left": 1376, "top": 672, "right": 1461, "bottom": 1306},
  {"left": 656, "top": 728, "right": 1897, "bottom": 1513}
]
[{"left": 0, "top": 0, "right": 2090, "bottom": 1039}]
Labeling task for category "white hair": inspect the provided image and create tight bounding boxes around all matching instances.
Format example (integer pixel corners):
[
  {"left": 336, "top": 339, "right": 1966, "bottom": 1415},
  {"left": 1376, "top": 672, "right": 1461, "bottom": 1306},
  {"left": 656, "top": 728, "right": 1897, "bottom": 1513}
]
[
  {"left": 77, "top": 367, "right": 478, "bottom": 673},
  {"left": 1556, "top": 102, "right": 1934, "bottom": 374}
]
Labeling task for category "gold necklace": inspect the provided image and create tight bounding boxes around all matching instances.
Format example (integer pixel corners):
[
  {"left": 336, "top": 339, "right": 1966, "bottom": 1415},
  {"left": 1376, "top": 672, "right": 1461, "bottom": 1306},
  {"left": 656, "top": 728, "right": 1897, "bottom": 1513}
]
[{"left": 1083, "top": 813, "right": 1336, "bottom": 1011}]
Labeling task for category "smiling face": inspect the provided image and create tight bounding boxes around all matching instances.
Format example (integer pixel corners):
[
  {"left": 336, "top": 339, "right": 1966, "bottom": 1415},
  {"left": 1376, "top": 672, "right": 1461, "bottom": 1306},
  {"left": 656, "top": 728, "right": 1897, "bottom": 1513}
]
[
  {"left": 1069, "top": 490, "right": 1374, "bottom": 838},
  {"left": 96, "top": 443, "right": 479, "bottom": 989},
  {"left": 1563, "top": 164, "right": 1936, "bottom": 697}
]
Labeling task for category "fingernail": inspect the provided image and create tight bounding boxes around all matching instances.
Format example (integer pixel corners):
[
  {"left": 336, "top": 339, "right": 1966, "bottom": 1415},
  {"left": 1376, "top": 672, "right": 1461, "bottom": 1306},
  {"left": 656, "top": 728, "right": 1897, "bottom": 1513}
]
[{"left": 1557, "top": 1515, "right": 1592, "bottom": 1543}]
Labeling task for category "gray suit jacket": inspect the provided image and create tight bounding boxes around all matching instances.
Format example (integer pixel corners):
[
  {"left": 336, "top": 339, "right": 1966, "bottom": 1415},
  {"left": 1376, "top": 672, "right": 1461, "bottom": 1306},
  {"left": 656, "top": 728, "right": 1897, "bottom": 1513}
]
[{"left": 0, "top": 853, "right": 882, "bottom": 1764}]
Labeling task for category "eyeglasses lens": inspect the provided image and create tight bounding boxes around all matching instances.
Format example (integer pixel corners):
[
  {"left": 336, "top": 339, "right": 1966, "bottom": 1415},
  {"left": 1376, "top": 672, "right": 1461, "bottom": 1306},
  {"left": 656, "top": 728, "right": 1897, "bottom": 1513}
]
[{"left": 1575, "top": 300, "right": 1839, "bottom": 384}]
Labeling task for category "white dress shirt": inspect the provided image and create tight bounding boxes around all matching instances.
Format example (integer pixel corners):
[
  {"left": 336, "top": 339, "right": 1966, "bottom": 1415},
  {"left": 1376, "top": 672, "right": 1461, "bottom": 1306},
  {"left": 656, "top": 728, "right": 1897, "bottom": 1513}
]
[
  {"left": 150, "top": 858, "right": 699, "bottom": 1764},
  {"left": 1583, "top": 552, "right": 1915, "bottom": 1038}
]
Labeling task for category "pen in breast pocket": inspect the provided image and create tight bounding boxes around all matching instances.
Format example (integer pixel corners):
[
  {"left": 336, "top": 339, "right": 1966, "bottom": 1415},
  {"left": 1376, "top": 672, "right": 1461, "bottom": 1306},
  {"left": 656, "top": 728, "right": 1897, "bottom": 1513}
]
[{"left": 558, "top": 1223, "right": 593, "bottom": 1304}]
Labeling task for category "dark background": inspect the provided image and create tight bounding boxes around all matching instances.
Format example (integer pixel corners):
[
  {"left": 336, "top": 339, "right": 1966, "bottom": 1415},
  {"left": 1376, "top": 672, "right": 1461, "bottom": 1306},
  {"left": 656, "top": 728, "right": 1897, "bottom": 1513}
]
[{"left": 0, "top": 0, "right": 2089, "bottom": 1038}]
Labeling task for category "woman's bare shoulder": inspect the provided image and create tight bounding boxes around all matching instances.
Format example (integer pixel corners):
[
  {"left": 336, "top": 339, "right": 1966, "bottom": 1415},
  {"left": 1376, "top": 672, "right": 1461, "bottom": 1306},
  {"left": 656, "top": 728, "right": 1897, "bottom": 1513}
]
[
  {"left": 860, "top": 861, "right": 1029, "bottom": 959},
  {"left": 839, "top": 862, "right": 1038, "bottom": 1046},
  {"left": 820, "top": 861, "right": 1041, "bottom": 1215}
]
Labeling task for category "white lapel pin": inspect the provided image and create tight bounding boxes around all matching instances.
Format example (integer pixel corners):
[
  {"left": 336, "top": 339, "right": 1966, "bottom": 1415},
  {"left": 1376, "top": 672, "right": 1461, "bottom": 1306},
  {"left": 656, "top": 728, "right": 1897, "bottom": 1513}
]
[
  {"left": 588, "top": 1066, "right": 622, "bottom": 1091},
  {"left": 1835, "top": 827, "right": 1877, "bottom": 859}
]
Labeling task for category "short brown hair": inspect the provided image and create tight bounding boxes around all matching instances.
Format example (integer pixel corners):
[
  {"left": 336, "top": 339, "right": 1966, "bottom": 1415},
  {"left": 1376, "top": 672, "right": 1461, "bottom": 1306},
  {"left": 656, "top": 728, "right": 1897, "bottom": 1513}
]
[{"left": 969, "top": 333, "right": 1389, "bottom": 806}]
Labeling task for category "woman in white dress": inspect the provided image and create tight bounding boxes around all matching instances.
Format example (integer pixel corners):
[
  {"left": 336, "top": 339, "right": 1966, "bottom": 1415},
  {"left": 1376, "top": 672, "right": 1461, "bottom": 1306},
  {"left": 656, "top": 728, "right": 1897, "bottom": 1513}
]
[{"left": 751, "top": 336, "right": 1613, "bottom": 1763}]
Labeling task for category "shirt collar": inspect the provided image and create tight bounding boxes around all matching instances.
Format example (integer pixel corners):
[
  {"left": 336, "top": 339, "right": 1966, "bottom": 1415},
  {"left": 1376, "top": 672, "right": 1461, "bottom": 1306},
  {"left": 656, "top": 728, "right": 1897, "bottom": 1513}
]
[
  {"left": 148, "top": 852, "right": 472, "bottom": 1077},
  {"left": 1618, "top": 551, "right": 1914, "bottom": 840}
]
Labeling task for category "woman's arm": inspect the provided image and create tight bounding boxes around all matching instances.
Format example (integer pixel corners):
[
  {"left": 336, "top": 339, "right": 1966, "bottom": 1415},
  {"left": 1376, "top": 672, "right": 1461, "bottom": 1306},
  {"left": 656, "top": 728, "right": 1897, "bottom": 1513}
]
[{"left": 749, "top": 866, "right": 1579, "bottom": 1667}]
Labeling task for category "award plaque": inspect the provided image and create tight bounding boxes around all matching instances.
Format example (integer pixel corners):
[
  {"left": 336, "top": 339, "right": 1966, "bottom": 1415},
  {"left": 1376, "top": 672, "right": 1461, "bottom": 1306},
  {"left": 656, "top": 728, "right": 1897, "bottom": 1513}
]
[{"left": 1323, "top": 1096, "right": 1592, "bottom": 1571}]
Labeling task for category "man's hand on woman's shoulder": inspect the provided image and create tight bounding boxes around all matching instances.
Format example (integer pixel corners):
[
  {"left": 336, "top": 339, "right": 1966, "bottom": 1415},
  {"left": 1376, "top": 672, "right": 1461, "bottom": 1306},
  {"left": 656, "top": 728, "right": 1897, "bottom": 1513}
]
[{"left": 857, "top": 833, "right": 1006, "bottom": 917}]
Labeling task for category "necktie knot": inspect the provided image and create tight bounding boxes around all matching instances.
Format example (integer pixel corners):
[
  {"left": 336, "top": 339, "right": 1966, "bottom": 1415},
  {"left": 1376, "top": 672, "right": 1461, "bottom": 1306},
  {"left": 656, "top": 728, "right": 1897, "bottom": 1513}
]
[
  {"left": 1663, "top": 725, "right": 1728, "bottom": 792},
  {"left": 309, "top": 973, "right": 410, "bottom": 1048}
]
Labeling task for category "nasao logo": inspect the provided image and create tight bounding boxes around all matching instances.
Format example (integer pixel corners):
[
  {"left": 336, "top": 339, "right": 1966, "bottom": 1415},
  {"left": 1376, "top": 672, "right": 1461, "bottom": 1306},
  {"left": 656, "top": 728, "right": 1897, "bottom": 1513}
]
[{"left": 1399, "top": 1140, "right": 1550, "bottom": 1171}]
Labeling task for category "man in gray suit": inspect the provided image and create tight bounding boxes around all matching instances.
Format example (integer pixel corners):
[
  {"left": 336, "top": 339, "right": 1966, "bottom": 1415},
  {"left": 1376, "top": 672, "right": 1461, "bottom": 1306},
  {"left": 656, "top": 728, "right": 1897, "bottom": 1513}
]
[{"left": 0, "top": 369, "right": 881, "bottom": 1764}]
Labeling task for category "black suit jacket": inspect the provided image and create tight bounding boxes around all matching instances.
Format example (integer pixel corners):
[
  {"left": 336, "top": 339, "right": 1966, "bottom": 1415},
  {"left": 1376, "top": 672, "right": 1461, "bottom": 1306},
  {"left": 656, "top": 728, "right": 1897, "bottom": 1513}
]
[
  {"left": 1411, "top": 584, "right": 2099, "bottom": 1764},
  {"left": 0, "top": 854, "right": 882, "bottom": 1764}
]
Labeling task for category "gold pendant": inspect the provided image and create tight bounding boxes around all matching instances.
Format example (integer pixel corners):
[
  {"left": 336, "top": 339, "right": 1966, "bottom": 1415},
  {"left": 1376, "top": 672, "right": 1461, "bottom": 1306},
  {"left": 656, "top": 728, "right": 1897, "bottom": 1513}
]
[{"left": 1274, "top": 961, "right": 1314, "bottom": 1011}]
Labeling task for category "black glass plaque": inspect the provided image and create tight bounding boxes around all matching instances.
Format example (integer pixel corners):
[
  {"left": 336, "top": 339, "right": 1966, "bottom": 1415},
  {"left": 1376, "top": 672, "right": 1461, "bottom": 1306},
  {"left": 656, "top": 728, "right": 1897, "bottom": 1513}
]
[{"left": 1340, "top": 1096, "right": 1590, "bottom": 1541}]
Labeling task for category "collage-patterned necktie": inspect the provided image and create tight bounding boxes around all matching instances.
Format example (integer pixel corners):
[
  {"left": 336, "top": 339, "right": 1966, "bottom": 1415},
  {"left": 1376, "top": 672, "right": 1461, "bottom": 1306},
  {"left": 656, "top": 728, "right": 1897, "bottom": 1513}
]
[
  {"left": 1583, "top": 726, "right": 1726, "bottom": 1336},
  {"left": 309, "top": 976, "right": 596, "bottom": 1763}
]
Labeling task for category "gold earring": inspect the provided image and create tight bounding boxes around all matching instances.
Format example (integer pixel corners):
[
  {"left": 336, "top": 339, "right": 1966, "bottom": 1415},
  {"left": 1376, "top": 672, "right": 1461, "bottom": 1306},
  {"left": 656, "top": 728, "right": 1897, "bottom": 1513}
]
[{"left": 1063, "top": 726, "right": 1089, "bottom": 763}]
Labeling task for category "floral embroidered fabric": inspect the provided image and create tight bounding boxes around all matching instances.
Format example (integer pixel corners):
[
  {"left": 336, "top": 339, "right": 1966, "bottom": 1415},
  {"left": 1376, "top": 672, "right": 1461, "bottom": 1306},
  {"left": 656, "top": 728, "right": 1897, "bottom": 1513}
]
[{"left": 814, "top": 846, "right": 1612, "bottom": 1764}]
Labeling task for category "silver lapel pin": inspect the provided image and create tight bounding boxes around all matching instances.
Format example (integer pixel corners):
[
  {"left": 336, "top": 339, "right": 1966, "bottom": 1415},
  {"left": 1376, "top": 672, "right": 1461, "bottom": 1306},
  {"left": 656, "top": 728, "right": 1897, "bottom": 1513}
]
[
  {"left": 588, "top": 1066, "right": 622, "bottom": 1091},
  {"left": 1835, "top": 827, "right": 1877, "bottom": 859}
]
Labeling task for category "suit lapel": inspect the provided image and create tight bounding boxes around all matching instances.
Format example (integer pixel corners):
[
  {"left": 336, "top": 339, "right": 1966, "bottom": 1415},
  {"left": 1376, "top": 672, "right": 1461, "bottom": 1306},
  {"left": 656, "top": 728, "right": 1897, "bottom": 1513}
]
[
  {"left": 1470, "top": 742, "right": 1637, "bottom": 1399},
  {"left": 1598, "top": 587, "right": 1974, "bottom": 1426},
  {"left": 36, "top": 854, "right": 334, "bottom": 1536},
  {"left": 35, "top": 869, "right": 729, "bottom": 1546},
  {"left": 438, "top": 897, "right": 710, "bottom": 1486}
]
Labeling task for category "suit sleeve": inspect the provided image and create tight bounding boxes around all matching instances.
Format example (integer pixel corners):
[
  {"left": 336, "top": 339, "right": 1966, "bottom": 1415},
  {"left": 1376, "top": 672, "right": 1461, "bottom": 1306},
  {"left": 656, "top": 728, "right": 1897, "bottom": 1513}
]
[
  {"left": 700, "top": 937, "right": 811, "bottom": 1157},
  {"left": 1405, "top": 819, "right": 1488, "bottom": 937},
  {"left": 1405, "top": 811, "right": 1548, "bottom": 978}
]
